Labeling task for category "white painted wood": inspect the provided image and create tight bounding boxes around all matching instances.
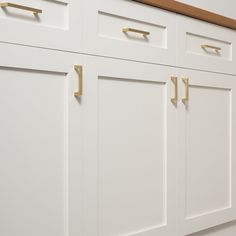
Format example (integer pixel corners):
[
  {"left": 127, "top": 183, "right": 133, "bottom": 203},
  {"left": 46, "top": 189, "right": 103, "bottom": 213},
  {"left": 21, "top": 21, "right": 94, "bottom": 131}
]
[
  {"left": 0, "top": 43, "right": 83, "bottom": 236},
  {"left": 177, "top": 15, "right": 236, "bottom": 74},
  {"left": 176, "top": 0, "right": 236, "bottom": 19},
  {"left": 0, "top": 0, "right": 83, "bottom": 52},
  {"left": 186, "top": 33, "right": 231, "bottom": 61},
  {"left": 1, "top": 2, "right": 236, "bottom": 235},
  {"left": 82, "top": 55, "right": 177, "bottom": 236},
  {"left": 177, "top": 69, "right": 236, "bottom": 235},
  {"left": 98, "top": 12, "right": 166, "bottom": 49},
  {"left": 84, "top": 0, "right": 176, "bottom": 65}
]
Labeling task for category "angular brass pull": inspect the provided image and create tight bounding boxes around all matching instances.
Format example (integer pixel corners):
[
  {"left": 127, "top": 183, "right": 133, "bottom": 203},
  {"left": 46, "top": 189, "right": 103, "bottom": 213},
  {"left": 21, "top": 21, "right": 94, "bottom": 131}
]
[
  {"left": 122, "top": 27, "right": 150, "bottom": 37},
  {"left": 182, "top": 78, "right": 189, "bottom": 105},
  {"left": 74, "top": 65, "right": 83, "bottom": 98},
  {"left": 0, "top": 2, "right": 42, "bottom": 14},
  {"left": 171, "top": 76, "right": 178, "bottom": 105},
  {"left": 201, "top": 44, "right": 221, "bottom": 54}
]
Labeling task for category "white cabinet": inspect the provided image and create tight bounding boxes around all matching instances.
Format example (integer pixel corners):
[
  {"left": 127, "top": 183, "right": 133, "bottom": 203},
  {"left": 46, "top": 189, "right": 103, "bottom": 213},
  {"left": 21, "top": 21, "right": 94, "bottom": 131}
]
[
  {"left": 0, "top": 0, "right": 83, "bottom": 52},
  {"left": 177, "top": 69, "right": 236, "bottom": 235},
  {"left": 79, "top": 56, "right": 236, "bottom": 236},
  {"left": 82, "top": 55, "right": 177, "bottom": 236},
  {"left": 1, "top": 1, "right": 236, "bottom": 236},
  {"left": 0, "top": 44, "right": 83, "bottom": 236}
]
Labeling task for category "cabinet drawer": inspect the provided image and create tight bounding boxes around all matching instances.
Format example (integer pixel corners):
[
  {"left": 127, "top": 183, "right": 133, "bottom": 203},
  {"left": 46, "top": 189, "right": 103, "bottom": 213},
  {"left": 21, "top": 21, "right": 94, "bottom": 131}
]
[
  {"left": 99, "top": 12, "right": 167, "bottom": 49},
  {"left": 177, "top": 15, "right": 236, "bottom": 74},
  {"left": 84, "top": 0, "right": 176, "bottom": 65},
  {"left": 0, "top": 0, "right": 83, "bottom": 52}
]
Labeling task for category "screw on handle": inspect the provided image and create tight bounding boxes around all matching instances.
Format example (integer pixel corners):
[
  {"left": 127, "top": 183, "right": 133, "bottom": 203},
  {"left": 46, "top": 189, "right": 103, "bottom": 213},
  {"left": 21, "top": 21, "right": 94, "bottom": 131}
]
[
  {"left": 74, "top": 65, "right": 83, "bottom": 98},
  {"left": 171, "top": 76, "right": 178, "bottom": 105},
  {"left": 0, "top": 2, "right": 42, "bottom": 14},
  {"left": 182, "top": 78, "right": 189, "bottom": 105},
  {"left": 122, "top": 27, "right": 150, "bottom": 37}
]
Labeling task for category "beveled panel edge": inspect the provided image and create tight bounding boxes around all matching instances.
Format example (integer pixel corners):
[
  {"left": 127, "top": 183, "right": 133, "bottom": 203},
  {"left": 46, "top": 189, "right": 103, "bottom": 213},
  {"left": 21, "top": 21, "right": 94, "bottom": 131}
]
[{"left": 133, "top": 0, "right": 236, "bottom": 30}]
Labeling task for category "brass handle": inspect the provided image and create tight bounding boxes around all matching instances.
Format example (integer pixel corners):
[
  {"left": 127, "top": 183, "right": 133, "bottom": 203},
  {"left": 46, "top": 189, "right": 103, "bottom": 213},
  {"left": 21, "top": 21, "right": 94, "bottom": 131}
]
[
  {"left": 201, "top": 44, "right": 221, "bottom": 53},
  {"left": 171, "top": 76, "right": 178, "bottom": 104},
  {"left": 122, "top": 27, "right": 150, "bottom": 37},
  {"left": 0, "top": 2, "right": 42, "bottom": 14},
  {"left": 74, "top": 65, "right": 83, "bottom": 98},
  {"left": 182, "top": 78, "right": 189, "bottom": 105}
]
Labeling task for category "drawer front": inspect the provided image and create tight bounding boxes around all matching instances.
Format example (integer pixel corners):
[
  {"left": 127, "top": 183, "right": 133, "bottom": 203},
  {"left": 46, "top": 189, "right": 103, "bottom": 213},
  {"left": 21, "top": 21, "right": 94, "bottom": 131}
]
[
  {"left": 0, "top": 0, "right": 83, "bottom": 52},
  {"left": 84, "top": 0, "right": 176, "bottom": 66},
  {"left": 177, "top": 15, "right": 236, "bottom": 74}
]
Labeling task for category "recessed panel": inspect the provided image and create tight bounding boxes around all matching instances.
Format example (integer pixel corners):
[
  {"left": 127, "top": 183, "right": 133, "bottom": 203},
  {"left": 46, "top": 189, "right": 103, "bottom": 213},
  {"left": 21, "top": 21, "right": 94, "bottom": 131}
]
[
  {"left": 185, "top": 85, "right": 231, "bottom": 219},
  {"left": 0, "top": 68, "right": 66, "bottom": 236},
  {"left": 98, "top": 12, "right": 167, "bottom": 48},
  {"left": 186, "top": 33, "right": 232, "bottom": 61},
  {"left": 177, "top": 15, "right": 236, "bottom": 74},
  {"left": 98, "top": 77, "right": 167, "bottom": 236}
]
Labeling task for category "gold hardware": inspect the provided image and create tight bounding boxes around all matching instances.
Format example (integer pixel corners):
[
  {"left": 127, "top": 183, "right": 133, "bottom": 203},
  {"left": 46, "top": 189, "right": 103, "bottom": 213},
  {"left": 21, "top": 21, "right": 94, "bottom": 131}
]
[
  {"left": 182, "top": 78, "right": 189, "bottom": 105},
  {"left": 0, "top": 2, "right": 42, "bottom": 14},
  {"left": 122, "top": 27, "right": 150, "bottom": 37},
  {"left": 74, "top": 65, "right": 83, "bottom": 98},
  {"left": 201, "top": 44, "right": 221, "bottom": 53},
  {"left": 171, "top": 76, "right": 178, "bottom": 104}
]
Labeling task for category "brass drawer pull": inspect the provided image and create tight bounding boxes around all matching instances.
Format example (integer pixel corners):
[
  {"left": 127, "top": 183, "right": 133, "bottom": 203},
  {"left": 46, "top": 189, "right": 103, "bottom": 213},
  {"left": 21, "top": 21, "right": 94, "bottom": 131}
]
[
  {"left": 171, "top": 76, "right": 178, "bottom": 105},
  {"left": 201, "top": 44, "right": 221, "bottom": 54},
  {"left": 182, "top": 78, "right": 189, "bottom": 105},
  {"left": 74, "top": 65, "right": 83, "bottom": 98},
  {"left": 122, "top": 27, "right": 150, "bottom": 37},
  {"left": 0, "top": 2, "right": 42, "bottom": 14}
]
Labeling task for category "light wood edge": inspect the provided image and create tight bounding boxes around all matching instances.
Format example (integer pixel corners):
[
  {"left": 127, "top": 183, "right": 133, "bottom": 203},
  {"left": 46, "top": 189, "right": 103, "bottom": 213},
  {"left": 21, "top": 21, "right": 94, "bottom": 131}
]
[{"left": 133, "top": 0, "right": 236, "bottom": 30}]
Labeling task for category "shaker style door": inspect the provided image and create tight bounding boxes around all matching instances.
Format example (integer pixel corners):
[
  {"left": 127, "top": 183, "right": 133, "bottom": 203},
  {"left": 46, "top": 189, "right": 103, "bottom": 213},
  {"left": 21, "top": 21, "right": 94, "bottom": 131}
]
[
  {"left": 82, "top": 55, "right": 178, "bottom": 236},
  {"left": 0, "top": 44, "right": 83, "bottom": 236},
  {"left": 178, "top": 69, "right": 236, "bottom": 235}
]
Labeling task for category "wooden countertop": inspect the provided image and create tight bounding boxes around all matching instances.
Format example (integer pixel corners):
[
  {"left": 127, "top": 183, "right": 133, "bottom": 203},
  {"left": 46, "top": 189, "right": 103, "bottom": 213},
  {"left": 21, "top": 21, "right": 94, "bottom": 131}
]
[{"left": 133, "top": 0, "right": 236, "bottom": 30}]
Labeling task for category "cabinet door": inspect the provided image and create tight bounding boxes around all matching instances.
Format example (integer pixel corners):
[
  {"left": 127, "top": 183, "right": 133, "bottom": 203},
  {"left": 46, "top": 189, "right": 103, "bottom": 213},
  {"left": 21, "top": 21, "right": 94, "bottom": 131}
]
[
  {"left": 0, "top": 0, "right": 83, "bottom": 52},
  {"left": 83, "top": 56, "right": 177, "bottom": 236},
  {"left": 178, "top": 69, "right": 236, "bottom": 235},
  {"left": 0, "top": 44, "right": 83, "bottom": 236}
]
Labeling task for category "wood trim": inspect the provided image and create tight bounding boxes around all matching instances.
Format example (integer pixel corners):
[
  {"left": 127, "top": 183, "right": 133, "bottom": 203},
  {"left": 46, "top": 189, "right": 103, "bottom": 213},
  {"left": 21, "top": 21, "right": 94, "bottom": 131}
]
[{"left": 133, "top": 0, "right": 236, "bottom": 30}]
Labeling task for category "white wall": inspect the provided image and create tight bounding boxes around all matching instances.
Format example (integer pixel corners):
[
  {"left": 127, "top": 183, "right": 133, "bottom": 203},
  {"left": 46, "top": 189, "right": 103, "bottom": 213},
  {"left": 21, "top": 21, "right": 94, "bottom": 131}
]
[{"left": 177, "top": 0, "right": 236, "bottom": 19}]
